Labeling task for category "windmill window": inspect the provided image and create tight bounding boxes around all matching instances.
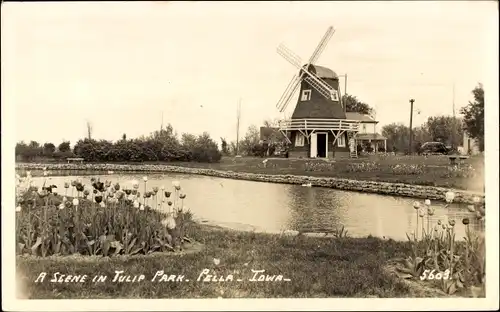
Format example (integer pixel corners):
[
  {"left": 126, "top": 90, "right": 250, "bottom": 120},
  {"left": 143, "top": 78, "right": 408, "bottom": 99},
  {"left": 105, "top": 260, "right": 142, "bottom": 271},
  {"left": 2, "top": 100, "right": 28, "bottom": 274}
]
[
  {"left": 301, "top": 90, "right": 312, "bottom": 101},
  {"left": 331, "top": 90, "right": 339, "bottom": 101},
  {"left": 337, "top": 133, "right": 346, "bottom": 147},
  {"left": 295, "top": 133, "right": 305, "bottom": 147}
]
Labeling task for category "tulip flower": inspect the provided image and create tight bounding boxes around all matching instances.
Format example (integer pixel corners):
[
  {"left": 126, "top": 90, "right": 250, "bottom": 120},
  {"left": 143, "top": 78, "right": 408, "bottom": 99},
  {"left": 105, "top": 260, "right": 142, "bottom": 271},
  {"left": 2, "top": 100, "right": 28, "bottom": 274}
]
[
  {"left": 165, "top": 191, "right": 171, "bottom": 198},
  {"left": 114, "top": 183, "right": 120, "bottom": 191},
  {"left": 424, "top": 199, "right": 431, "bottom": 206},
  {"left": 95, "top": 195, "right": 103, "bottom": 204},
  {"left": 64, "top": 201, "right": 73, "bottom": 209},
  {"left": 131, "top": 180, "right": 139, "bottom": 189},
  {"left": 83, "top": 189, "right": 90, "bottom": 196},
  {"left": 160, "top": 185, "right": 165, "bottom": 191},
  {"left": 437, "top": 220, "right": 442, "bottom": 225},
  {"left": 124, "top": 189, "right": 132, "bottom": 195},
  {"left": 105, "top": 180, "right": 112, "bottom": 188},
  {"left": 167, "top": 201, "right": 173, "bottom": 206},
  {"left": 72, "top": 198, "right": 79, "bottom": 206},
  {"left": 143, "top": 176, "right": 148, "bottom": 182},
  {"left": 100, "top": 202, "right": 106, "bottom": 208},
  {"left": 462, "top": 218, "right": 470, "bottom": 225},
  {"left": 427, "top": 207, "right": 434, "bottom": 216},
  {"left": 179, "top": 193, "right": 186, "bottom": 199},
  {"left": 418, "top": 209, "right": 425, "bottom": 218},
  {"left": 473, "top": 196, "right": 481, "bottom": 204},
  {"left": 139, "top": 204, "right": 145, "bottom": 211},
  {"left": 152, "top": 186, "right": 159, "bottom": 194},
  {"left": 445, "top": 191, "right": 455, "bottom": 203},
  {"left": 15, "top": 206, "right": 22, "bottom": 212},
  {"left": 467, "top": 205, "right": 476, "bottom": 212},
  {"left": 58, "top": 203, "right": 65, "bottom": 210},
  {"left": 213, "top": 258, "right": 221, "bottom": 266},
  {"left": 64, "top": 182, "right": 70, "bottom": 189},
  {"left": 448, "top": 219, "right": 456, "bottom": 227},
  {"left": 133, "top": 200, "right": 140, "bottom": 208},
  {"left": 413, "top": 201, "right": 420, "bottom": 209},
  {"left": 71, "top": 181, "right": 77, "bottom": 187}
]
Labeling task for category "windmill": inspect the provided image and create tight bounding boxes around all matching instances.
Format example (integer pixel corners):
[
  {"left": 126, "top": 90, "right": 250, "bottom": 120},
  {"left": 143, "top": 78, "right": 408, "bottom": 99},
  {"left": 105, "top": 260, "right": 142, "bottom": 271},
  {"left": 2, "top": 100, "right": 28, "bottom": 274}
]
[
  {"left": 274, "top": 26, "right": 360, "bottom": 159},
  {"left": 276, "top": 26, "right": 341, "bottom": 113}
]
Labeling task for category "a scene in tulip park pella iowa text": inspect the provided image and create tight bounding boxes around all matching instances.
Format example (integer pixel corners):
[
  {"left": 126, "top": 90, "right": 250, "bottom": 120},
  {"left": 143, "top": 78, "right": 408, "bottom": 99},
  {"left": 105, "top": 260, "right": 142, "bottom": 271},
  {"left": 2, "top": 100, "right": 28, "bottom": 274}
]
[{"left": 5, "top": 1, "right": 496, "bottom": 307}]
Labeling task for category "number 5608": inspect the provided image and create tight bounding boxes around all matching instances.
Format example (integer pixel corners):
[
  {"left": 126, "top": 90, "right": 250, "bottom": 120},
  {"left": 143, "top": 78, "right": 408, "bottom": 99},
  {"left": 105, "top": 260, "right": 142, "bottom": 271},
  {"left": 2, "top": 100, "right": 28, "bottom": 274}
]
[{"left": 420, "top": 269, "right": 451, "bottom": 280}]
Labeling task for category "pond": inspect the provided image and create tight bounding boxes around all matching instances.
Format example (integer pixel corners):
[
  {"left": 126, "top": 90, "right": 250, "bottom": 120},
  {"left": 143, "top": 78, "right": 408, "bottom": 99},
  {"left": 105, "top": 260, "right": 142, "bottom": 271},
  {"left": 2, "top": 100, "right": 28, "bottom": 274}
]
[{"left": 24, "top": 170, "right": 482, "bottom": 241}]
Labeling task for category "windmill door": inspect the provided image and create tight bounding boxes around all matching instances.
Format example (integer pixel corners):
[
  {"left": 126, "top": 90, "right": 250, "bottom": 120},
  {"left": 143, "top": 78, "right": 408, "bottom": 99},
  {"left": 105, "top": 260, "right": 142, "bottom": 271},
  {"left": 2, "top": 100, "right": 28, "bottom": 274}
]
[{"left": 310, "top": 133, "right": 317, "bottom": 158}]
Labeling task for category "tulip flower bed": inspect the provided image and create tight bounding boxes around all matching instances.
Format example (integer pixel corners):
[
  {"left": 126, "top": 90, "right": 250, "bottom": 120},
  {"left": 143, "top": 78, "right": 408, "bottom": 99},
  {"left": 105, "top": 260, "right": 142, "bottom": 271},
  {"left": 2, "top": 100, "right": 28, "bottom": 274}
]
[
  {"left": 15, "top": 171, "right": 195, "bottom": 257},
  {"left": 389, "top": 193, "right": 486, "bottom": 297}
]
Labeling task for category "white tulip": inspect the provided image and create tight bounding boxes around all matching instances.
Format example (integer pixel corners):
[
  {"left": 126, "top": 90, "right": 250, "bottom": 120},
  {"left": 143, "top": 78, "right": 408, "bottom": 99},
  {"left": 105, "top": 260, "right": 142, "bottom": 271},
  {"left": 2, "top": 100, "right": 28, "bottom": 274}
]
[
  {"left": 58, "top": 203, "right": 65, "bottom": 210},
  {"left": 72, "top": 198, "right": 79, "bottom": 206},
  {"left": 15, "top": 206, "right": 22, "bottom": 212},
  {"left": 100, "top": 202, "right": 106, "bottom": 208},
  {"left": 143, "top": 176, "right": 148, "bottom": 182},
  {"left": 413, "top": 201, "right": 420, "bottom": 209},
  {"left": 133, "top": 200, "right": 140, "bottom": 208},
  {"left": 139, "top": 204, "right": 145, "bottom": 211},
  {"left": 424, "top": 199, "right": 431, "bottom": 206},
  {"left": 473, "top": 196, "right": 481, "bottom": 204}
]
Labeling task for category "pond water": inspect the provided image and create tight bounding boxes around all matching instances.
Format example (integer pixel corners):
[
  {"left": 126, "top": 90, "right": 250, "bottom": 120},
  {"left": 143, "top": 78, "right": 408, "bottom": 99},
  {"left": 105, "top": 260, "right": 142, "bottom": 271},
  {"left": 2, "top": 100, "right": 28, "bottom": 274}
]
[{"left": 23, "top": 170, "right": 482, "bottom": 241}]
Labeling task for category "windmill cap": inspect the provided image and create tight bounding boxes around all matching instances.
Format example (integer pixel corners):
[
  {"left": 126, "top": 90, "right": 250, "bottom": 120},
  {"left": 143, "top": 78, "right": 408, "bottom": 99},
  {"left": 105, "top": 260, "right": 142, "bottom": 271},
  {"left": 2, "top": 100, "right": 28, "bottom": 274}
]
[{"left": 302, "top": 64, "right": 338, "bottom": 79}]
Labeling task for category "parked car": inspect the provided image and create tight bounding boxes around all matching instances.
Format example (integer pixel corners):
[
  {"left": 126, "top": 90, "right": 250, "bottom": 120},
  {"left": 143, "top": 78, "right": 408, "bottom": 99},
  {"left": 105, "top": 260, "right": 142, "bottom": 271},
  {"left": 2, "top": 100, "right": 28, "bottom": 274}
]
[{"left": 418, "top": 142, "right": 450, "bottom": 155}]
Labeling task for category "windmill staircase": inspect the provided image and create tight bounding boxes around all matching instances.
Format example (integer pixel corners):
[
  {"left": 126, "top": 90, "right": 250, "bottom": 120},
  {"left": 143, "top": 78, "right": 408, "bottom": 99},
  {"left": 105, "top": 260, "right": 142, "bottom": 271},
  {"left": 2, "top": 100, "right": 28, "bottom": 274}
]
[{"left": 349, "top": 137, "right": 358, "bottom": 158}]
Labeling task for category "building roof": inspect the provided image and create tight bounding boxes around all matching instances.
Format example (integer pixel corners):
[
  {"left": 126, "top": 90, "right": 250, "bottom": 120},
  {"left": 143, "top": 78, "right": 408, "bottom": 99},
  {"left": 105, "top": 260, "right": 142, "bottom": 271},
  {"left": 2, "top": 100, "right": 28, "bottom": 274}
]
[
  {"left": 303, "top": 64, "right": 338, "bottom": 79},
  {"left": 259, "top": 126, "right": 279, "bottom": 141},
  {"left": 356, "top": 133, "right": 387, "bottom": 140},
  {"left": 345, "top": 112, "right": 377, "bottom": 122}
]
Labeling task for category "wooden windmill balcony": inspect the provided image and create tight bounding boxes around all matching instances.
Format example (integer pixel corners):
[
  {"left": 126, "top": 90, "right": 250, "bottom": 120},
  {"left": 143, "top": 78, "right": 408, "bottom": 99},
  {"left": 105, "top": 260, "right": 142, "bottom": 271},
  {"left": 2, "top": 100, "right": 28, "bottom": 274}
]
[{"left": 278, "top": 119, "right": 361, "bottom": 132}]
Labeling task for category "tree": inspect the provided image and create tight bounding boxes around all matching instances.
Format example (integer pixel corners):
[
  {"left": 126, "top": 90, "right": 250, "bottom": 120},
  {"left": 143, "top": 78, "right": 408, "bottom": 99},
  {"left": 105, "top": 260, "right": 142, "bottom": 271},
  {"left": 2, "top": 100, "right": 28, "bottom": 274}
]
[
  {"left": 86, "top": 121, "right": 93, "bottom": 140},
  {"left": 460, "top": 83, "right": 484, "bottom": 151},
  {"left": 239, "top": 125, "right": 261, "bottom": 156},
  {"left": 29, "top": 141, "right": 40, "bottom": 149},
  {"left": 423, "top": 115, "right": 463, "bottom": 148},
  {"left": 58, "top": 141, "right": 71, "bottom": 152},
  {"left": 43, "top": 142, "right": 56, "bottom": 155},
  {"left": 220, "top": 137, "right": 230, "bottom": 155},
  {"left": 343, "top": 94, "right": 374, "bottom": 115}
]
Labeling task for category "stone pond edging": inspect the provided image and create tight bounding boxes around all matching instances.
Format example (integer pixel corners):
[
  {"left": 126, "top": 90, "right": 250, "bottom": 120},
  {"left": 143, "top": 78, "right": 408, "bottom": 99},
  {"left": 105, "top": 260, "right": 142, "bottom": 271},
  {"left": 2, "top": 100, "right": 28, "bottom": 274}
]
[{"left": 15, "top": 163, "right": 485, "bottom": 205}]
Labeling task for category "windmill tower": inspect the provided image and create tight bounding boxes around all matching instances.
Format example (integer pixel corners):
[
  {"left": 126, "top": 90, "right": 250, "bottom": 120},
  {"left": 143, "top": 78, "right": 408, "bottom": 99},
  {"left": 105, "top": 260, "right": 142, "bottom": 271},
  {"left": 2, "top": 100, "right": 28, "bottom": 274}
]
[{"left": 275, "top": 26, "right": 361, "bottom": 159}]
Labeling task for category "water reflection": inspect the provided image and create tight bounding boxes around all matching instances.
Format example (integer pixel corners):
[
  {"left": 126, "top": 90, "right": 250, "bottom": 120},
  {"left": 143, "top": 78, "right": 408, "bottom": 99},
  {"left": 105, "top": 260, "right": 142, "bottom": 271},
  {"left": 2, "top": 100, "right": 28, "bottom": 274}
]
[{"left": 21, "top": 170, "right": 483, "bottom": 241}]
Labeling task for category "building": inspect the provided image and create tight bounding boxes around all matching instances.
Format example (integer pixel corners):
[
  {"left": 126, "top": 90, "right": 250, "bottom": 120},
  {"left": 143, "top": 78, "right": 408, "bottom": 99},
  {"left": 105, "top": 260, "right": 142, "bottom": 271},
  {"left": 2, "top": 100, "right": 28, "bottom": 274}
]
[
  {"left": 277, "top": 65, "right": 361, "bottom": 159},
  {"left": 345, "top": 112, "right": 387, "bottom": 153}
]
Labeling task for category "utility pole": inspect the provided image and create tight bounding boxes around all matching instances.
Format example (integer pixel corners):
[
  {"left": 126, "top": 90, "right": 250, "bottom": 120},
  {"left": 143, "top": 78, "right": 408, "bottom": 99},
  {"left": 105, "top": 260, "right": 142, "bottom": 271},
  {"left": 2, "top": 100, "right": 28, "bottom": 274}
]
[
  {"left": 160, "top": 111, "right": 164, "bottom": 132},
  {"left": 452, "top": 83, "right": 456, "bottom": 151},
  {"left": 409, "top": 99, "right": 415, "bottom": 154},
  {"left": 236, "top": 98, "right": 242, "bottom": 156}
]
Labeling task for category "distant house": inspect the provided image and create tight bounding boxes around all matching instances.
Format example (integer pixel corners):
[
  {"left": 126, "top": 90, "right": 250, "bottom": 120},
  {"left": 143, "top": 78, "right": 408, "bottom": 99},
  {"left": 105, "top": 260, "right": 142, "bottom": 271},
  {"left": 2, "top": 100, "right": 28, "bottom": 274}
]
[
  {"left": 461, "top": 131, "right": 480, "bottom": 155},
  {"left": 345, "top": 112, "right": 387, "bottom": 153}
]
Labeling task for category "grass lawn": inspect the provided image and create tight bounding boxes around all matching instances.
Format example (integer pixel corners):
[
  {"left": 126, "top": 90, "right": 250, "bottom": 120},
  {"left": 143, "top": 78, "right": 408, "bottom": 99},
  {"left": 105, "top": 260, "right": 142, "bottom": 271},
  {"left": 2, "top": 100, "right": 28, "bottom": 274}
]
[
  {"left": 17, "top": 223, "right": 451, "bottom": 299},
  {"left": 18, "top": 154, "right": 484, "bottom": 192}
]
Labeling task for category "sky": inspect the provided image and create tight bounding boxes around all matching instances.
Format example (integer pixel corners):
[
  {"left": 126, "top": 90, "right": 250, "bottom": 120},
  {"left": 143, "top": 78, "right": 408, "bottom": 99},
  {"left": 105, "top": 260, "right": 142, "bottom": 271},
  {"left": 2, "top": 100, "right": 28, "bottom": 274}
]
[{"left": 2, "top": 1, "right": 497, "bottom": 146}]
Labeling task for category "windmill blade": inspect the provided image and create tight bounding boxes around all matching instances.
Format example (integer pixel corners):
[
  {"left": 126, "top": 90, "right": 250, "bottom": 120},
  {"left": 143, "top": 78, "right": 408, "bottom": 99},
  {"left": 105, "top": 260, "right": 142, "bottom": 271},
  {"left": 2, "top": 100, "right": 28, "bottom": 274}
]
[
  {"left": 308, "top": 26, "right": 335, "bottom": 65},
  {"left": 304, "top": 76, "right": 332, "bottom": 100},
  {"left": 277, "top": 43, "right": 303, "bottom": 69},
  {"left": 276, "top": 75, "right": 301, "bottom": 112}
]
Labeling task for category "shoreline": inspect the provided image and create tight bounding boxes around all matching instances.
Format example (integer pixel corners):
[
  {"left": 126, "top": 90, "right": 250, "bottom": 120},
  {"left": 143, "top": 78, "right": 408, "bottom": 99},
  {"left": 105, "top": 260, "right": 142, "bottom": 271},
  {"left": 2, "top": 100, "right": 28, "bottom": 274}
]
[{"left": 15, "top": 162, "right": 484, "bottom": 204}]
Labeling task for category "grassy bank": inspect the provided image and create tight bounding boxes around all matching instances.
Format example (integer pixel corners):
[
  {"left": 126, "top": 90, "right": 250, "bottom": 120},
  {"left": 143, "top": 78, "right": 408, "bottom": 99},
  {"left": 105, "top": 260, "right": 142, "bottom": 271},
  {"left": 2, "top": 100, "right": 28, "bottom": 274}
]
[
  {"left": 18, "top": 223, "right": 433, "bottom": 299},
  {"left": 17, "top": 154, "right": 484, "bottom": 192}
]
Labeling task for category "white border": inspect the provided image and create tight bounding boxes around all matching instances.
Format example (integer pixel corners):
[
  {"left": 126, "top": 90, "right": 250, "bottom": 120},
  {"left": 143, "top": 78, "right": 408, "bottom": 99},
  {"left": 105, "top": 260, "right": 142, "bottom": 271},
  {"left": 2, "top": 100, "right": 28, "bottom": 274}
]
[{"left": 2, "top": 2, "right": 499, "bottom": 311}]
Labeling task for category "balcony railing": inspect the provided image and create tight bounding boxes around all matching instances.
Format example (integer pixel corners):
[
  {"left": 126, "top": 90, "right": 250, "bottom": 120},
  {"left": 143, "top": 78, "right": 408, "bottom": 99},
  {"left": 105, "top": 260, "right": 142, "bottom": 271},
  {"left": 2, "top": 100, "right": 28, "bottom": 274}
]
[{"left": 278, "top": 118, "right": 361, "bottom": 131}]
